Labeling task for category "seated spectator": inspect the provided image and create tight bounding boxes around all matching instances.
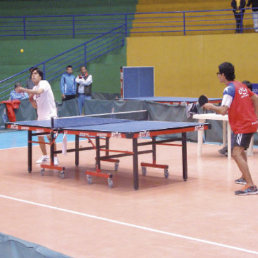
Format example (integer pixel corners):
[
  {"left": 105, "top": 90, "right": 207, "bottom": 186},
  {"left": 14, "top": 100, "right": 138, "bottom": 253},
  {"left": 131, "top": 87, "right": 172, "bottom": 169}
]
[
  {"left": 60, "top": 65, "right": 77, "bottom": 101},
  {"left": 10, "top": 82, "right": 29, "bottom": 100}
]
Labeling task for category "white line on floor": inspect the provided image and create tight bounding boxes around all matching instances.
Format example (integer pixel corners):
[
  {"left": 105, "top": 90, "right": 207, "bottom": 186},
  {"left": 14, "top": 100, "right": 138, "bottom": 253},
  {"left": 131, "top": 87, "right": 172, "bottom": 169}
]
[{"left": 0, "top": 194, "right": 257, "bottom": 255}]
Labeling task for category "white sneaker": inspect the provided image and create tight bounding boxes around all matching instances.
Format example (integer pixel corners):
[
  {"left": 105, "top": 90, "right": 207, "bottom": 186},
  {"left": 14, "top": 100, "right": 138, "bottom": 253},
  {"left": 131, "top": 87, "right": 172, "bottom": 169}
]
[
  {"left": 36, "top": 155, "right": 49, "bottom": 164},
  {"left": 54, "top": 157, "right": 59, "bottom": 166}
]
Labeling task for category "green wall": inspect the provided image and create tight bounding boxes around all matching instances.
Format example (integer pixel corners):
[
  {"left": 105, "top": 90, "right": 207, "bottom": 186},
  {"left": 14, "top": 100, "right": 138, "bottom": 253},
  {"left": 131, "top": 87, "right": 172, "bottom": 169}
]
[
  {"left": 0, "top": 0, "right": 138, "bottom": 16},
  {"left": 0, "top": 39, "right": 126, "bottom": 101}
]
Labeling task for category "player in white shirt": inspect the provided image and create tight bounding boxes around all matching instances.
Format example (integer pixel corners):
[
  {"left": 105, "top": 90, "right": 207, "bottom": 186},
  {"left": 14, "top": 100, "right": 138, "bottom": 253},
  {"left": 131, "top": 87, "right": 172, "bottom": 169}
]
[{"left": 16, "top": 68, "right": 59, "bottom": 165}]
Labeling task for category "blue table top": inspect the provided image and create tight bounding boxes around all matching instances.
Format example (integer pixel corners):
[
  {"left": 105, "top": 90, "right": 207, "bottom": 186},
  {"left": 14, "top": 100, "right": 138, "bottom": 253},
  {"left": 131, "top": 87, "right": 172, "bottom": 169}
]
[
  {"left": 124, "top": 96, "right": 221, "bottom": 103},
  {"left": 8, "top": 116, "right": 207, "bottom": 136}
]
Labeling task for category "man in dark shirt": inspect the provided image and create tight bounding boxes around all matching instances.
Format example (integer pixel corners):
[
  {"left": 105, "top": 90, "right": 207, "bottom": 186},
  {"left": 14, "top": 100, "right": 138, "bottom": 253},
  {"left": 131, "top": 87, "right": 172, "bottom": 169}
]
[{"left": 231, "top": 0, "right": 246, "bottom": 33}]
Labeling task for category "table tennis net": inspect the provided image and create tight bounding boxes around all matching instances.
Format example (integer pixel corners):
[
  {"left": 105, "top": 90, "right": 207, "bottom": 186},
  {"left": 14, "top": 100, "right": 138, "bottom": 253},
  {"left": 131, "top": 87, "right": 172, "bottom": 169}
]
[{"left": 52, "top": 110, "right": 148, "bottom": 128}]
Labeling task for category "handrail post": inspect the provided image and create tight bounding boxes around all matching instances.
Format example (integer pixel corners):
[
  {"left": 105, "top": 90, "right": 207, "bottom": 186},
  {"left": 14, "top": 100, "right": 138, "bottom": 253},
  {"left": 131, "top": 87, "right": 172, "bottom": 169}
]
[
  {"left": 72, "top": 15, "right": 75, "bottom": 39},
  {"left": 43, "top": 63, "right": 46, "bottom": 79},
  {"left": 183, "top": 12, "right": 186, "bottom": 35},
  {"left": 84, "top": 44, "right": 87, "bottom": 66},
  {"left": 23, "top": 17, "right": 26, "bottom": 39},
  {"left": 124, "top": 14, "right": 128, "bottom": 37}
]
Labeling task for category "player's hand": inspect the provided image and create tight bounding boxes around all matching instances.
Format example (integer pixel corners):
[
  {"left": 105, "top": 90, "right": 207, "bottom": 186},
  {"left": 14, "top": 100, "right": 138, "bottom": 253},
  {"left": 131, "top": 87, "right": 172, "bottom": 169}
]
[
  {"left": 203, "top": 103, "right": 213, "bottom": 110},
  {"left": 62, "top": 94, "right": 65, "bottom": 99}
]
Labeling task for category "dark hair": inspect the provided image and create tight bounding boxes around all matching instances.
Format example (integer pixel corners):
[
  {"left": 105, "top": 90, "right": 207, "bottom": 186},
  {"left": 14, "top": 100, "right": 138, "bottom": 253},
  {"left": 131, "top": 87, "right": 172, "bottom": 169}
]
[
  {"left": 80, "top": 65, "right": 87, "bottom": 70},
  {"left": 31, "top": 67, "right": 44, "bottom": 80},
  {"left": 29, "top": 67, "right": 34, "bottom": 72},
  {"left": 242, "top": 80, "right": 253, "bottom": 91},
  {"left": 218, "top": 62, "right": 235, "bottom": 81},
  {"left": 66, "top": 65, "right": 73, "bottom": 69},
  {"left": 14, "top": 82, "right": 22, "bottom": 88}
]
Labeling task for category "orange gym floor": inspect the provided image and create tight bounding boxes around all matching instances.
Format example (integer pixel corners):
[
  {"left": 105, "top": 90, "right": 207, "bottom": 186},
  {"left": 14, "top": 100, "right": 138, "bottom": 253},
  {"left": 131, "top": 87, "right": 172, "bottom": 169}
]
[{"left": 0, "top": 139, "right": 257, "bottom": 257}]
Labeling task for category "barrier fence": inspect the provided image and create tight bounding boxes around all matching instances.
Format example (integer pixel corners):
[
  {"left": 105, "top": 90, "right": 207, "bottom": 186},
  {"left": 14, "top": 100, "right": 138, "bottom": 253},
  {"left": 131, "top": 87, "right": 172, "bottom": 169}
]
[{"left": 0, "top": 8, "right": 257, "bottom": 39}]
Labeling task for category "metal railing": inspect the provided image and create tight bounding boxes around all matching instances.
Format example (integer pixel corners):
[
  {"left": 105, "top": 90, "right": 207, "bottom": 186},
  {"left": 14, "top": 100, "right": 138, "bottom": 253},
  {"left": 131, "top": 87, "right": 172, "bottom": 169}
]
[
  {"left": 0, "top": 8, "right": 257, "bottom": 39},
  {"left": 0, "top": 24, "right": 126, "bottom": 100}
]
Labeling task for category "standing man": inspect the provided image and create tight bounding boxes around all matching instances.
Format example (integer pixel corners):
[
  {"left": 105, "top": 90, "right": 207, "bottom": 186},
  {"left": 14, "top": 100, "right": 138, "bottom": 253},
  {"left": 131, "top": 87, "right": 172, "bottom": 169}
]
[
  {"left": 231, "top": 0, "right": 246, "bottom": 33},
  {"left": 204, "top": 62, "right": 258, "bottom": 195},
  {"left": 60, "top": 65, "right": 76, "bottom": 101},
  {"left": 16, "top": 68, "right": 59, "bottom": 166},
  {"left": 247, "top": 0, "right": 258, "bottom": 32},
  {"left": 75, "top": 66, "right": 93, "bottom": 115},
  {"left": 26, "top": 67, "right": 35, "bottom": 89}
]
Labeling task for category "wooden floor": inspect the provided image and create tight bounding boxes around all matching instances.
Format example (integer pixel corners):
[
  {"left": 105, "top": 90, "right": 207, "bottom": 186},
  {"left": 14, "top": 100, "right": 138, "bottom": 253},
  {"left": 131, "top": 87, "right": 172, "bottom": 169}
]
[{"left": 0, "top": 139, "right": 257, "bottom": 258}]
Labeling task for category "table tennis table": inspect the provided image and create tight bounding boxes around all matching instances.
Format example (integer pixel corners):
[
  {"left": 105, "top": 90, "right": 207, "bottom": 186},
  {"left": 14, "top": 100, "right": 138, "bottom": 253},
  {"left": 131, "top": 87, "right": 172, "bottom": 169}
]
[
  {"left": 6, "top": 116, "right": 210, "bottom": 190},
  {"left": 124, "top": 96, "right": 222, "bottom": 105}
]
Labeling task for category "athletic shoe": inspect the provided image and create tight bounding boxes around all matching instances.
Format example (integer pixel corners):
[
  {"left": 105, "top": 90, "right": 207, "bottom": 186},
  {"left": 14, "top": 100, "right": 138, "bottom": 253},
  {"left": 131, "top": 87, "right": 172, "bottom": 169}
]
[
  {"left": 218, "top": 146, "right": 227, "bottom": 156},
  {"left": 235, "top": 185, "right": 258, "bottom": 196},
  {"left": 235, "top": 177, "right": 246, "bottom": 185},
  {"left": 36, "top": 155, "right": 49, "bottom": 164},
  {"left": 54, "top": 157, "right": 59, "bottom": 166}
]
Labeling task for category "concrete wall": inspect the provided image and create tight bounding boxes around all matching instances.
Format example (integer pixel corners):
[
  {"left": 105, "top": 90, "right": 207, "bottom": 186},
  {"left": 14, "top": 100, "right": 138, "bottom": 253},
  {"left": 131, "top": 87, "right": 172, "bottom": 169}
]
[{"left": 127, "top": 33, "right": 258, "bottom": 97}]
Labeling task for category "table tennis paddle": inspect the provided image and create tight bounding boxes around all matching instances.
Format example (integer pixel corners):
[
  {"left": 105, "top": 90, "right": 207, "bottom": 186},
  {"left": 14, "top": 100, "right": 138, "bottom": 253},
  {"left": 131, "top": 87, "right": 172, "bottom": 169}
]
[{"left": 198, "top": 95, "right": 208, "bottom": 107}]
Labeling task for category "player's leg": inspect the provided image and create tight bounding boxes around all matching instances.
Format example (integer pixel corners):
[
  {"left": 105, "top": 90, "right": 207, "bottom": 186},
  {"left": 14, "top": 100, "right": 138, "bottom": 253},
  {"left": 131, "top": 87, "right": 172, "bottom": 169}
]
[
  {"left": 46, "top": 134, "right": 59, "bottom": 166},
  {"left": 232, "top": 133, "right": 257, "bottom": 195},
  {"left": 36, "top": 136, "right": 49, "bottom": 164},
  {"left": 232, "top": 146, "right": 254, "bottom": 186}
]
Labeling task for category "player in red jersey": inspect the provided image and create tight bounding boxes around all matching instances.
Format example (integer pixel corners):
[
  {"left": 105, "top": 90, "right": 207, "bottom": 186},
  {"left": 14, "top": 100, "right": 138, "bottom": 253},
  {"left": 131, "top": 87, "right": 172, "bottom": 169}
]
[{"left": 204, "top": 62, "right": 258, "bottom": 195}]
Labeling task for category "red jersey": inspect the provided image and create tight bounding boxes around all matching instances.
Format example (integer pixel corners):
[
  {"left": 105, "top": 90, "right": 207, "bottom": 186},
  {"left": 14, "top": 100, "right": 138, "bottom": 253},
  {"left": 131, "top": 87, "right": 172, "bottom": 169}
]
[{"left": 226, "top": 81, "right": 258, "bottom": 134}]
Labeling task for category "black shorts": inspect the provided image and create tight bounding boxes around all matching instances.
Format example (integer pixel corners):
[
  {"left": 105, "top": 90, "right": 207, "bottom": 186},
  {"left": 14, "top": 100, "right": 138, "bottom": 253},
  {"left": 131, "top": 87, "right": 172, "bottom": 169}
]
[{"left": 232, "top": 133, "right": 254, "bottom": 150}]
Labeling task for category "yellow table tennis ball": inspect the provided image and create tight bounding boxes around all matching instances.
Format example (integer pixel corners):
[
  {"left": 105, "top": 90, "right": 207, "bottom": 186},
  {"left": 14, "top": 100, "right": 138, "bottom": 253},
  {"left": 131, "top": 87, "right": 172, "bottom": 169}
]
[{"left": 20, "top": 49, "right": 24, "bottom": 53}]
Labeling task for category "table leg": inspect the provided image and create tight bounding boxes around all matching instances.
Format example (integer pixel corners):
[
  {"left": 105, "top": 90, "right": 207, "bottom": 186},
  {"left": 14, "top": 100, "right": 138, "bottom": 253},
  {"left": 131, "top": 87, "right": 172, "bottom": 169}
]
[
  {"left": 227, "top": 122, "right": 231, "bottom": 159},
  {"left": 197, "top": 119, "right": 205, "bottom": 157},
  {"left": 132, "top": 138, "right": 139, "bottom": 190},
  {"left": 75, "top": 135, "right": 79, "bottom": 166},
  {"left": 96, "top": 137, "right": 101, "bottom": 170},
  {"left": 28, "top": 131, "right": 32, "bottom": 173},
  {"left": 182, "top": 133, "right": 188, "bottom": 181},
  {"left": 222, "top": 121, "right": 226, "bottom": 147}
]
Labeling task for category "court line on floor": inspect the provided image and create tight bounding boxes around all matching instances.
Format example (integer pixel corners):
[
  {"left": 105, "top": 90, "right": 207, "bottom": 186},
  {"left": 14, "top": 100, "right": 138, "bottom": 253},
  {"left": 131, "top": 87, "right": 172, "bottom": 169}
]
[{"left": 0, "top": 194, "right": 257, "bottom": 255}]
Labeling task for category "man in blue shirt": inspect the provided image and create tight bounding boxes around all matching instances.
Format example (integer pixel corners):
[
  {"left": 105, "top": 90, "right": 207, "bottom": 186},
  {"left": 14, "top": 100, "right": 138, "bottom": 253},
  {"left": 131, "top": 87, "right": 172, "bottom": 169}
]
[
  {"left": 10, "top": 82, "right": 29, "bottom": 100},
  {"left": 60, "top": 65, "right": 76, "bottom": 101}
]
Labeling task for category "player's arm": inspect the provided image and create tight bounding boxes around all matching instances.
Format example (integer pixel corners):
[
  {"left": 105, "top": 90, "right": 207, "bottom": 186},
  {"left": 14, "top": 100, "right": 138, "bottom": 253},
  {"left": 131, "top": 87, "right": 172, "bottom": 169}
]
[
  {"left": 204, "top": 85, "right": 234, "bottom": 115},
  {"left": 60, "top": 75, "right": 65, "bottom": 99},
  {"left": 251, "top": 94, "right": 258, "bottom": 118},
  {"left": 16, "top": 86, "right": 44, "bottom": 95},
  {"left": 29, "top": 94, "right": 37, "bottom": 109},
  {"left": 82, "top": 75, "right": 93, "bottom": 86},
  {"left": 203, "top": 103, "right": 229, "bottom": 115}
]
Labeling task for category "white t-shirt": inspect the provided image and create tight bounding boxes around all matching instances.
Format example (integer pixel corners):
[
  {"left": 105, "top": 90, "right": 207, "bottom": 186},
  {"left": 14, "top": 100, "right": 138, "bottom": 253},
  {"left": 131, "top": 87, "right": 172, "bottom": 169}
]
[{"left": 33, "top": 80, "right": 57, "bottom": 120}]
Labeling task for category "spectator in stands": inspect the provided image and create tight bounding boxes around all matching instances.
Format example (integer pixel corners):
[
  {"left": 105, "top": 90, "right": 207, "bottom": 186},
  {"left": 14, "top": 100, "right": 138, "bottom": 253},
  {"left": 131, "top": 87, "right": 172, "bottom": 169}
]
[
  {"left": 26, "top": 67, "right": 35, "bottom": 89},
  {"left": 60, "top": 65, "right": 77, "bottom": 101},
  {"left": 231, "top": 0, "right": 246, "bottom": 33},
  {"left": 10, "top": 82, "right": 29, "bottom": 100},
  {"left": 247, "top": 0, "right": 258, "bottom": 32},
  {"left": 75, "top": 66, "right": 93, "bottom": 115}
]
